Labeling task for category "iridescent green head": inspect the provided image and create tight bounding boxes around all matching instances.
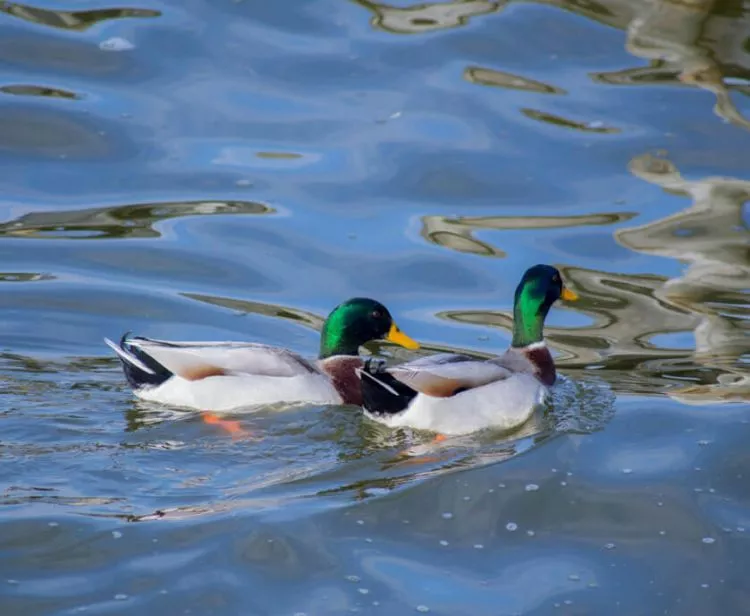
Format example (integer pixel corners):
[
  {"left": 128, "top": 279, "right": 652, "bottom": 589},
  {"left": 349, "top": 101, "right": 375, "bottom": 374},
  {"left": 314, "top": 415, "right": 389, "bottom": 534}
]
[
  {"left": 511, "top": 264, "right": 578, "bottom": 348},
  {"left": 319, "top": 297, "right": 420, "bottom": 359}
]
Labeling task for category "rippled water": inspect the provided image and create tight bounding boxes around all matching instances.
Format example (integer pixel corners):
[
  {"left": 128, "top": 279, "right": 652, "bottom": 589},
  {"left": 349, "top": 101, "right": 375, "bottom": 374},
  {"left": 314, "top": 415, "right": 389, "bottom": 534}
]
[{"left": 0, "top": 0, "right": 749, "bottom": 614}]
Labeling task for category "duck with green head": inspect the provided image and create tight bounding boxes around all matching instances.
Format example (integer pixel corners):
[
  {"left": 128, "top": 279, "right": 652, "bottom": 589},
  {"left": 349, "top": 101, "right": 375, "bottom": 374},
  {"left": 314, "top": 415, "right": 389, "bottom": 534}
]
[
  {"left": 105, "top": 297, "right": 420, "bottom": 412},
  {"left": 356, "top": 265, "right": 578, "bottom": 435}
]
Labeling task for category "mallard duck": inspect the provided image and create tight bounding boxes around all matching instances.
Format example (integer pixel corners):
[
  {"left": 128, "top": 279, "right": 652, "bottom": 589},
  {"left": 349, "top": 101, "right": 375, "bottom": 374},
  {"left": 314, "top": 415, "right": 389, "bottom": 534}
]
[
  {"left": 356, "top": 264, "right": 578, "bottom": 435},
  {"left": 105, "top": 298, "right": 419, "bottom": 412}
]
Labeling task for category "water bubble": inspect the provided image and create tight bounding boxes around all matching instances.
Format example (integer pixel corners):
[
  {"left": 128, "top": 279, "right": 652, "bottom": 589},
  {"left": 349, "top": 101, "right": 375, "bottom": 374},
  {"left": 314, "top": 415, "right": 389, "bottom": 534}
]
[
  {"left": 622, "top": 468, "right": 633, "bottom": 475},
  {"left": 463, "top": 496, "right": 471, "bottom": 501},
  {"left": 506, "top": 522, "right": 518, "bottom": 532},
  {"left": 365, "top": 538, "right": 373, "bottom": 543},
  {"left": 7, "top": 580, "right": 18, "bottom": 585},
  {"left": 372, "top": 602, "right": 380, "bottom": 607},
  {"left": 416, "top": 606, "right": 430, "bottom": 613},
  {"left": 701, "top": 583, "right": 710, "bottom": 589},
  {"left": 497, "top": 483, "right": 506, "bottom": 488},
  {"left": 358, "top": 588, "right": 369, "bottom": 595},
  {"left": 294, "top": 613, "right": 307, "bottom": 616},
  {"left": 525, "top": 484, "right": 539, "bottom": 492},
  {"left": 659, "top": 531, "right": 666, "bottom": 536},
  {"left": 441, "top": 512, "right": 453, "bottom": 520},
  {"left": 48, "top": 522, "right": 59, "bottom": 527},
  {"left": 657, "top": 502, "right": 663, "bottom": 507},
  {"left": 488, "top": 489, "right": 494, "bottom": 493},
  {"left": 356, "top": 520, "right": 365, "bottom": 525},
  {"left": 473, "top": 544, "right": 484, "bottom": 549},
  {"left": 364, "top": 487, "right": 389, "bottom": 497},
  {"left": 604, "top": 543, "right": 616, "bottom": 550},
  {"left": 114, "top": 594, "right": 128, "bottom": 601},
  {"left": 702, "top": 537, "right": 715, "bottom": 544},
  {"left": 566, "top": 472, "right": 573, "bottom": 477},
  {"left": 112, "top": 531, "right": 122, "bottom": 539},
  {"left": 439, "top": 540, "right": 449, "bottom": 546},
  {"left": 551, "top": 468, "right": 558, "bottom": 473},
  {"left": 560, "top": 481, "right": 568, "bottom": 487},
  {"left": 235, "top": 179, "right": 252, "bottom": 187},
  {"left": 564, "top": 600, "right": 573, "bottom": 606},
  {"left": 99, "top": 37, "right": 135, "bottom": 52},
  {"left": 345, "top": 575, "right": 361, "bottom": 583},
  {"left": 526, "top": 530, "right": 535, "bottom": 537},
  {"left": 697, "top": 440, "right": 710, "bottom": 446},
  {"left": 737, "top": 527, "right": 746, "bottom": 533},
  {"left": 569, "top": 574, "right": 580, "bottom": 581}
]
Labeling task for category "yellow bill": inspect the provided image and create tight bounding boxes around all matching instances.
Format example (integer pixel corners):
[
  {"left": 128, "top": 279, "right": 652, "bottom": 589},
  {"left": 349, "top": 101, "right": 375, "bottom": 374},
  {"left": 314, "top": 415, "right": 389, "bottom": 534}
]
[
  {"left": 562, "top": 287, "right": 579, "bottom": 301},
  {"left": 387, "top": 322, "right": 420, "bottom": 350}
]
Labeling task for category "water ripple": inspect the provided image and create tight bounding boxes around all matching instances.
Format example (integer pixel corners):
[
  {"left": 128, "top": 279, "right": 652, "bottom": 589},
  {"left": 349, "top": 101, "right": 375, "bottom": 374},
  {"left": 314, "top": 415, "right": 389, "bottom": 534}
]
[{"left": 0, "top": 2, "right": 161, "bottom": 31}]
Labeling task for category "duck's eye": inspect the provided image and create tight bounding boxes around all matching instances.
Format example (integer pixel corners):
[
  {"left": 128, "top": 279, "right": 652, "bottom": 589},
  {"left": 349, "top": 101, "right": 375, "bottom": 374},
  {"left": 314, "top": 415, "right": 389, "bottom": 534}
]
[{"left": 371, "top": 310, "right": 383, "bottom": 320}]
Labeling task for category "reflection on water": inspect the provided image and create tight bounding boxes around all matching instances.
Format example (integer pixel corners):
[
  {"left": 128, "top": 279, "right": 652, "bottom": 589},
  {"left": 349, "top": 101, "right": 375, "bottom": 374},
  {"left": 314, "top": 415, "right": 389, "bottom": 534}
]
[
  {"left": 521, "top": 108, "right": 620, "bottom": 133},
  {"left": 0, "top": 84, "right": 80, "bottom": 99},
  {"left": 617, "top": 152, "right": 750, "bottom": 403},
  {"left": 183, "top": 292, "right": 325, "bottom": 329},
  {"left": 0, "top": 200, "right": 274, "bottom": 239},
  {"left": 0, "top": 272, "right": 54, "bottom": 282},
  {"left": 421, "top": 212, "right": 633, "bottom": 256},
  {"left": 578, "top": 0, "right": 750, "bottom": 129},
  {"left": 352, "top": 0, "right": 505, "bottom": 34},
  {"left": 0, "top": 2, "right": 161, "bottom": 31},
  {"left": 464, "top": 67, "right": 566, "bottom": 95}
]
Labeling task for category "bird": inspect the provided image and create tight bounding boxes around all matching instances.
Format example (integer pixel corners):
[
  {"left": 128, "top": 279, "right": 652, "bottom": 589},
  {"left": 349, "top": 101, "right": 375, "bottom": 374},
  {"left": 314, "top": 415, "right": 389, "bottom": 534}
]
[
  {"left": 356, "top": 264, "right": 578, "bottom": 436},
  {"left": 105, "top": 297, "right": 419, "bottom": 414}
]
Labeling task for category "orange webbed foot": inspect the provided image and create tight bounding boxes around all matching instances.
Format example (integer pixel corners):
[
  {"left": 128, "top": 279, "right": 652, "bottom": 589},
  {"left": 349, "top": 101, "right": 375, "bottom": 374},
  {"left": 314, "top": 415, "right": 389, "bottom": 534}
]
[{"left": 202, "top": 412, "right": 252, "bottom": 440}]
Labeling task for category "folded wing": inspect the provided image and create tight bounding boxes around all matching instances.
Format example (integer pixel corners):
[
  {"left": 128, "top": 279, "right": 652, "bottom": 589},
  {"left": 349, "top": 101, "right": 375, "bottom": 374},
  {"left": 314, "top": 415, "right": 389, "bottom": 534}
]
[
  {"left": 387, "top": 353, "right": 512, "bottom": 397},
  {"left": 125, "top": 337, "right": 318, "bottom": 381}
]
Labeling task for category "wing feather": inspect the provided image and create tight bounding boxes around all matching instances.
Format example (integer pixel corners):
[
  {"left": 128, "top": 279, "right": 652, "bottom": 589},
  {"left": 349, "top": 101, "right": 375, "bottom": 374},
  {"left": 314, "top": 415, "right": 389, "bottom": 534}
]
[
  {"left": 127, "top": 337, "right": 318, "bottom": 381},
  {"left": 387, "top": 353, "right": 512, "bottom": 397}
]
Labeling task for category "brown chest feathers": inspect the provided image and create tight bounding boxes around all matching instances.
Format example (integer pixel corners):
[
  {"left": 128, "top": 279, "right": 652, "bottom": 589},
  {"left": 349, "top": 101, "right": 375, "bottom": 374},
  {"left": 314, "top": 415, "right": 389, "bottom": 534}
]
[
  {"left": 520, "top": 345, "right": 556, "bottom": 387},
  {"left": 318, "top": 355, "right": 365, "bottom": 406}
]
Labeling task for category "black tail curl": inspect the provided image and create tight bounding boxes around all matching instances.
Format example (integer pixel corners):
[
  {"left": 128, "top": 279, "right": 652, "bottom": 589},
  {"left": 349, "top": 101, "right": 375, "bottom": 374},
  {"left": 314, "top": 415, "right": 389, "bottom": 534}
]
[
  {"left": 359, "top": 358, "right": 416, "bottom": 417},
  {"left": 117, "top": 333, "right": 173, "bottom": 390}
]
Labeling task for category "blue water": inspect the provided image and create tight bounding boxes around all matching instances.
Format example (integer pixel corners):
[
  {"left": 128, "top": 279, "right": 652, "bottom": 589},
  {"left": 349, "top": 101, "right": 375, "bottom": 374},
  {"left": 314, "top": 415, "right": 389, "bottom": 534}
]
[{"left": 0, "top": 0, "right": 749, "bottom": 614}]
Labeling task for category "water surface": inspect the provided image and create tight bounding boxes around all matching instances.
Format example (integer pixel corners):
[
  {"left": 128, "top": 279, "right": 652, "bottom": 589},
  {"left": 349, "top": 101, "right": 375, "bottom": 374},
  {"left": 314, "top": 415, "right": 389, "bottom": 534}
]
[{"left": 0, "top": 0, "right": 749, "bottom": 614}]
